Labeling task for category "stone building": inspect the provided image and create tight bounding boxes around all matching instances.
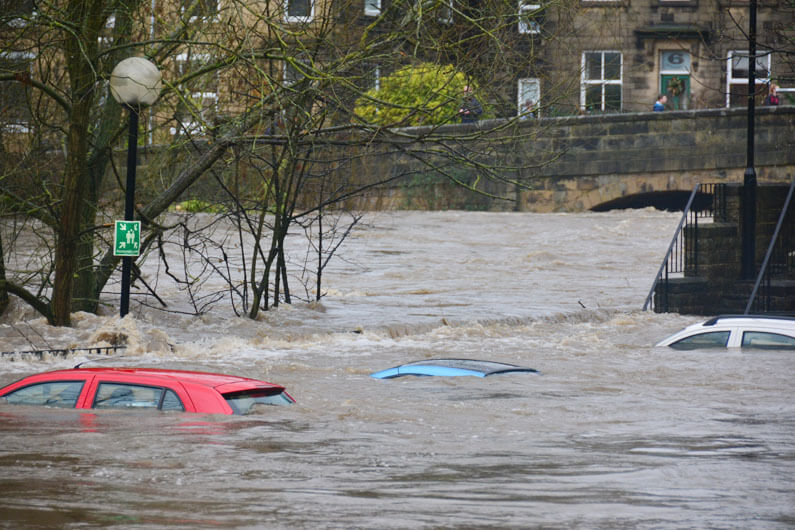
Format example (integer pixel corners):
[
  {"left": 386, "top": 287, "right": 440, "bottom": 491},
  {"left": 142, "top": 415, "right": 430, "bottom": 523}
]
[
  {"left": 1, "top": 0, "right": 792, "bottom": 135},
  {"left": 512, "top": 0, "right": 794, "bottom": 116}
]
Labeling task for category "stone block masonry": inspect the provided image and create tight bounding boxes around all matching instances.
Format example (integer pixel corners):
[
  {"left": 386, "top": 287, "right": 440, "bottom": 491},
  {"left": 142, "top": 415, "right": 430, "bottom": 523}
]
[{"left": 346, "top": 106, "right": 795, "bottom": 213}]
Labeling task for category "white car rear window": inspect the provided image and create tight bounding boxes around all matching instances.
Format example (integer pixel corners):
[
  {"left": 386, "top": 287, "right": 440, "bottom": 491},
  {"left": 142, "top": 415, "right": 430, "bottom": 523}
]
[{"left": 741, "top": 331, "right": 795, "bottom": 350}]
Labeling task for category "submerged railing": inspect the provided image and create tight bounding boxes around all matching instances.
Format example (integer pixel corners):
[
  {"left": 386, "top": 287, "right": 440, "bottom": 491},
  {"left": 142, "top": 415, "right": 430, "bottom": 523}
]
[
  {"left": 0, "top": 345, "right": 126, "bottom": 358},
  {"left": 643, "top": 183, "right": 719, "bottom": 312},
  {"left": 745, "top": 176, "right": 795, "bottom": 314}
]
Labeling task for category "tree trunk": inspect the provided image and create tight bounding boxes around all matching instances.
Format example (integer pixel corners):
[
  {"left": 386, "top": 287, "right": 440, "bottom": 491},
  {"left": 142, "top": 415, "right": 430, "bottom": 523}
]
[
  {"left": 51, "top": 0, "right": 104, "bottom": 326},
  {"left": 52, "top": 103, "right": 93, "bottom": 326}
]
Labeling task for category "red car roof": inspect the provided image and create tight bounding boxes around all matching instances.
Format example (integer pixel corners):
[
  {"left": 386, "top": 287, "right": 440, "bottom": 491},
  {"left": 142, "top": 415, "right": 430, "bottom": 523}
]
[{"left": 29, "top": 367, "right": 284, "bottom": 390}]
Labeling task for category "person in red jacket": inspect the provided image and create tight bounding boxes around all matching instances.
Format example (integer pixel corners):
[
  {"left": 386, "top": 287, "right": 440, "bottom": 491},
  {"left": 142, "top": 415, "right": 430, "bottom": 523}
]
[{"left": 764, "top": 83, "right": 780, "bottom": 106}]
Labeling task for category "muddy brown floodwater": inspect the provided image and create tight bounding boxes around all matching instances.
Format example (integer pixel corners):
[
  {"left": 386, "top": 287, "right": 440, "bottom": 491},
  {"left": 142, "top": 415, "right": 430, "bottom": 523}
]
[{"left": 1, "top": 210, "right": 793, "bottom": 528}]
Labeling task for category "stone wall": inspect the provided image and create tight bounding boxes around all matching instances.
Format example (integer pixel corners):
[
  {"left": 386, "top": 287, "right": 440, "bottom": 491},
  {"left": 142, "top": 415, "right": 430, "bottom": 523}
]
[
  {"left": 350, "top": 105, "right": 795, "bottom": 212},
  {"left": 134, "top": 106, "right": 795, "bottom": 213}
]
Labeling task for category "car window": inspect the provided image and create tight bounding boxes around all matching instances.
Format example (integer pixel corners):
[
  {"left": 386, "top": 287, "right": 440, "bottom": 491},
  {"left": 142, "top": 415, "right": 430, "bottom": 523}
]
[
  {"left": 741, "top": 331, "right": 795, "bottom": 350},
  {"left": 223, "top": 389, "right": 294, "bottom": 415},
  {"left": 670, "top": 331, "right": 731, "bottom": 350},
  {"left": 161, "top": 389, "right": 185, "bottom": 411},
  {"left": 94, "top": 383, "right": 184, "bottom": 411},
  {"left": 1, "top": 381, "right": 84, "bottom": 408}
]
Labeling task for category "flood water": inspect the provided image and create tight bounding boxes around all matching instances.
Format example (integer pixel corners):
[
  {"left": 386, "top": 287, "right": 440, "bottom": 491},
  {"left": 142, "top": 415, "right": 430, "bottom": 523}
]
[{"left": 1, "top": 210, "right": 793, "bottom": 528}]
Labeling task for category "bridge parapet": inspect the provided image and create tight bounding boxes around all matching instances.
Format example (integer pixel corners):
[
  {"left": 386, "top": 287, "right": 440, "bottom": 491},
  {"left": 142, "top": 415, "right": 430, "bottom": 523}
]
[
  {"left": 359, "top": 106, "right": 795, "bottom": 212},
  {"left": 516, "top": 106, "right": 794, "bottom": 211}
]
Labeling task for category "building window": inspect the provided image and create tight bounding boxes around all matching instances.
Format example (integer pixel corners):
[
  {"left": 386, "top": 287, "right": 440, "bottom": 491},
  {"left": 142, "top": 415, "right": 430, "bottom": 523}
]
[
  {"left": 517, "top": 78, "right": 540, "bottom": 118},
  {"left": 518, "top": 2, "right": 540, "bottom": 34},
  {"left": 726, "top": 50, "right": 771, "bottom": 108},
  {"left": 364, "top": 0, "right": 380, "bottom": 16},
  {"left": 438, "top": 0, "right": 453, "bottom": 24},
  {"left": 181, "top": 0, "right": 219, "bottom": 21},
  {"left": 364, "top": 65, "right": 380, "bottom": 91},
  {"left": 285, "top": 0, "right": 313, "bottom": 22},
  {"left": 172, "top": 53, "right": 219, "bottom": 135},
  {"left": 98, "top": 15, "right": 115, "bottom": 49},
  {"left": 0, "top": 52, "right": 35, "bottom": 133},
  {"left": 581, "top": 51, "right": 622, "bottom": 113},
  {"left": 283, "top": 57, "right": 311, "bottom": 86},
  {"left": 4, "top": 0, "right": 35, "bottom": 27}
]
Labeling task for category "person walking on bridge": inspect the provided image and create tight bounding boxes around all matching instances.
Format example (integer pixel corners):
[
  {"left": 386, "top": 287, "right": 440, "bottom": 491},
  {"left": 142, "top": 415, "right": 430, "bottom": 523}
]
[{"left": 458, "top": 85, "right": 483, "bottom": 123}]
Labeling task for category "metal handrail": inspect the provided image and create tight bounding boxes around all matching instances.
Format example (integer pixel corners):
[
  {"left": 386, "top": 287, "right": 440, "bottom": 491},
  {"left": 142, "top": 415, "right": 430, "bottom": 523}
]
[
  {"left": 642, "top": 184, "right": 702, "bottom": 311},
  {"left": 744, "top": 175, "right": 795, "bottom": 314}
]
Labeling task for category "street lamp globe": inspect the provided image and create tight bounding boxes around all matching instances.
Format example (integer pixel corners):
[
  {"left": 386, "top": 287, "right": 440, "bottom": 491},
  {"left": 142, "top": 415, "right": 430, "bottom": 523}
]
[{"left": 109, "top": 57, "right": 162, "bottom": 107}]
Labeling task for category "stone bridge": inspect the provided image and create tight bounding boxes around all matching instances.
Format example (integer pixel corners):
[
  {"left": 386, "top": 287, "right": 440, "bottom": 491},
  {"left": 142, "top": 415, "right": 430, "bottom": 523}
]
[{"left": 357, "top": 106, "right": 795, "bottom": 212}]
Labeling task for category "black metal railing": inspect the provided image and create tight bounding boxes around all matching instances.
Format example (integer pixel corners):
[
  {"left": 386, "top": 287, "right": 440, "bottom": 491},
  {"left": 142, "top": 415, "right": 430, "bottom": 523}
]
[
  {"left": 643, "top": 183, "right": 720, "bottom": 312},
  {"left": 745, "top": 176, "right": 795, "bottom": 314}
]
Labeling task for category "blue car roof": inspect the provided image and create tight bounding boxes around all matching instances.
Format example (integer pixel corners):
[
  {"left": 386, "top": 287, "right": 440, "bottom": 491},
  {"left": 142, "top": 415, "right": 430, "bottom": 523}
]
[{"left": 370, "top": 358, "right": 539, "bottom": 379}]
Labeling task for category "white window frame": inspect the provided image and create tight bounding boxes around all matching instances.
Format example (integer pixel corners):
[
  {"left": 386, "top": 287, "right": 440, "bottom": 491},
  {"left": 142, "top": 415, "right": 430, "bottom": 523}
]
[
  {"left": 364, "top": 0, "right": 381, "bottom": 16},
  {"left": 171, "top": 53, "right": 219, "bottom": 136},
  {"left": 726, "top": 50, "right": 771, "bottom": 108},
  {"left": 580, "top": 50, "right": 622, "bottom": 112},
  {"left": 5, "top": 0, "right": 36, "bottom": 28},
  {"left": 98, "top": 15, "right": 115, "bottom": 48},
  {"left": 438, "top": 0, "right": 453, "bottom": 24},
  {"left": 283, "top": 57, "right": 310, "bottom": 86},
  {"left": 181, "top": 0, "right": 220, "bottom": 22},
  {"left": 517, "top": 77, "right": 540, "bottom": 118},
  {"left": 1, "top": 51, "right": 36, "bottom": 133},
  {"left": 518, "top": 2, "right": 540, "bottom": 35},
  {"left": 285, "top": 0, "right": 314, "bottom": 23},
  {"left": 368, "top": 65, "right": 381, "bottom": 91}
]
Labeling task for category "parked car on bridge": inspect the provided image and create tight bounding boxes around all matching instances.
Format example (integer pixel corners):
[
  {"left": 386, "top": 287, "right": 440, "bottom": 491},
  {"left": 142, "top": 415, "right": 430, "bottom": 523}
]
[
  {"left": 656, "top": 315, "right": 795, "bottom": 350},
  {"left": 370, "top": 358, "right": 539, "bottom": 379},
  {"left": 0, "top": 367, "right": 294, "bottom": 415}
]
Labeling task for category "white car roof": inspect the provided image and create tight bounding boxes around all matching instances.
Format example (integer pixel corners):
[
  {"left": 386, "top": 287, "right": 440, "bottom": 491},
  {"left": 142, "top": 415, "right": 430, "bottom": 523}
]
[
  {"left": 701, "top": 315, "right": 795, "bottom": 327},
  {"left": 657, "top": 314, "right": 795, "bottom": 347}
]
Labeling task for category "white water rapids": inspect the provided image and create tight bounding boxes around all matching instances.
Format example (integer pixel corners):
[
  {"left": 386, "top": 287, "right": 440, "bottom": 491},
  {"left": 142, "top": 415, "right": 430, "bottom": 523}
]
[{"left": 1, "top": 209, "right": 793, "bottom": 528}]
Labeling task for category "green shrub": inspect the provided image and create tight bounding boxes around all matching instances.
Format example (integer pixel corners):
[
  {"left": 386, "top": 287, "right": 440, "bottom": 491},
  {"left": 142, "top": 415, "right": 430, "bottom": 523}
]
[
  {"left": 354, "top": 63, "right": 482, "bottom": 126},
  {"left": 175, "top": 199, "right": 224, "bottom": 213}
]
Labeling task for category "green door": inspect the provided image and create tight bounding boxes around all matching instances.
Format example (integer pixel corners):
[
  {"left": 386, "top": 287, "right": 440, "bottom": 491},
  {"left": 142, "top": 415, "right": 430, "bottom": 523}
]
[{"left": 661, "top": 75, "right": 690, "bottom": 110}]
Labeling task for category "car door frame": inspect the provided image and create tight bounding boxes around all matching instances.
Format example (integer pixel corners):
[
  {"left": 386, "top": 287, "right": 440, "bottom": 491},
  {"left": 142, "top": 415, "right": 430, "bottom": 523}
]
[
  {"left": 725, "top": 325, "right": 743, "bottom": 347},
  {"left": 81, "top": 374, "right": 195, "bottom": 412}
]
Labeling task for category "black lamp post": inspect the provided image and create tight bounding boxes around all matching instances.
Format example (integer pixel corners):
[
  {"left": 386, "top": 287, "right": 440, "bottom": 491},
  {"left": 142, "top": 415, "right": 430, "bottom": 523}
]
[
  {"left": 109, "top": 57, "right": 162, "bottom": 317},
  {"left": 742, "top": 0, "right": 758, "bottom": 280}
]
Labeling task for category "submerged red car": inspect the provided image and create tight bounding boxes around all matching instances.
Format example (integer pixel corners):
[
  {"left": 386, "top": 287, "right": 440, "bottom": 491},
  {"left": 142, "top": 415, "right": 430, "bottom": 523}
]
[{"left": 0, "top": 367, "right": 294, "bottom": 415}]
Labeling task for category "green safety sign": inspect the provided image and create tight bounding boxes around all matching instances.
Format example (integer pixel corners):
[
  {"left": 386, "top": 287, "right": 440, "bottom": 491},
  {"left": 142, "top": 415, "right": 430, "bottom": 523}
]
[{"left": 114, "top": 220, "right": 141, "bottom": 257}]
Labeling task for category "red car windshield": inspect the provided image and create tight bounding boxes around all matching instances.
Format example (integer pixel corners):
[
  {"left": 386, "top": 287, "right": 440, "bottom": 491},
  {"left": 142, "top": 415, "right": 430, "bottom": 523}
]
[{"left": 223, "top": 388, "right": 295, "bottom": 415}]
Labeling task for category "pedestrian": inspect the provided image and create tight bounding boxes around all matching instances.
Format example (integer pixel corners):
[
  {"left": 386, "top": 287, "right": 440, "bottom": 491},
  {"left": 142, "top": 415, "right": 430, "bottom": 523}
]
[
  {"left": 458, "top": 85, "right": 483, "bottom": 123},
  {"left": 764, "top": 83, "right": 780, "bottom": 106},
  {"left": 653, "top": 94, "right": 667, "bottom": 112},
  {"left": 519, "top": 99, "right": 536, "bottom": 120}
]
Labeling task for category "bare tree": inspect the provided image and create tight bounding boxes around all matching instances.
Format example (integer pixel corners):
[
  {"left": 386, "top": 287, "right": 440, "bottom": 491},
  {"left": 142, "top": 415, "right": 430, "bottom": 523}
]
[{"left": 1, "top": 0, "right": 582, "bottom": 324}]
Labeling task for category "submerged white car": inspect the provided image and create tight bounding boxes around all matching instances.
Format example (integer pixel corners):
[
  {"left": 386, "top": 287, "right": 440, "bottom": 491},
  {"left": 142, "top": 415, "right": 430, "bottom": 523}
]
[{"left": 656, "top": 315, "right": 795, "bottom": 350}]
